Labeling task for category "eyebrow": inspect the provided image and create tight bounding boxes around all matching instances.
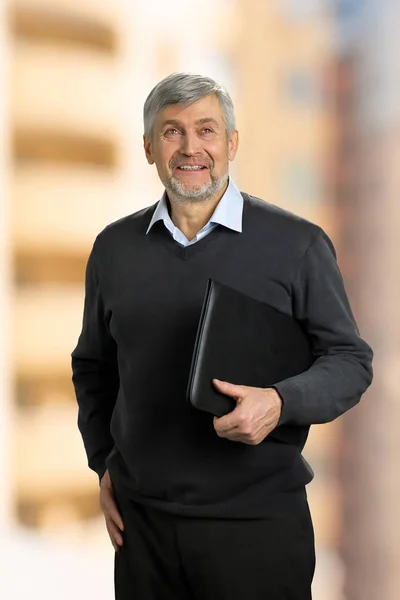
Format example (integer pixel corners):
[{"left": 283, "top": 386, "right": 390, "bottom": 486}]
[{"left": 160, "top": 117, "right": 220, "bottom": 129}]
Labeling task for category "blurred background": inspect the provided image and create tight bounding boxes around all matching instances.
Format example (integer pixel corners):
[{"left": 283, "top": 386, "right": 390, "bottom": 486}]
[{"left": 0, "top": 0, "right": 398, "bottom": 598}]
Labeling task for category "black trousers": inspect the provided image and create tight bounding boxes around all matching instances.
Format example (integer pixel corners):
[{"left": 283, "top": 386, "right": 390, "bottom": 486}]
[{"left": 114, "top": 489, "right": 315, "bottom": 600}]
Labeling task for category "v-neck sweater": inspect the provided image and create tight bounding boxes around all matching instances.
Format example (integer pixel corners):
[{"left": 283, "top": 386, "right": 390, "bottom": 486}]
[{"left": 71, "top": 193, "right": 373, "bottom": 518}]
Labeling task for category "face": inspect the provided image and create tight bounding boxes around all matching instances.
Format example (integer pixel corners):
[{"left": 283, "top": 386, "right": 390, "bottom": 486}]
[{"left": 143, "top": 94, "right": 238, "bottom": 203}]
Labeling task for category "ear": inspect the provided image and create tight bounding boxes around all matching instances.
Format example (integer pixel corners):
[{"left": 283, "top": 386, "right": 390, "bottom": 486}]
[
  {"left": 143, "top": 134, "right": 154, "bottom": 165},
  {"left": 228, "top": 129, "right": 239, "bottom": 162}
]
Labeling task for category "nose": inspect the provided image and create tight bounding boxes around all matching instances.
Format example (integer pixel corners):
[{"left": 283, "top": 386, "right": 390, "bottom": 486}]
[{"left": 180, "top": 131, "right": 201, "bottom": 156}]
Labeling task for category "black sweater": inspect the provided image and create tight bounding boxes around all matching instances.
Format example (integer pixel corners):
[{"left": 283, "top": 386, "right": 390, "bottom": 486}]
[{"left": 71, "top": 193, "right": 373, "bottom": 518}]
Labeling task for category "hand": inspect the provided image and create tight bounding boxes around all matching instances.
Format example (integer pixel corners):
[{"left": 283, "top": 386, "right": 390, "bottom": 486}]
[
  {"left": 212, "top": 379, "right": 283, "bottom": 445},
  {"left": 100, "top": 469, "right": 124, "bottom": 552}
]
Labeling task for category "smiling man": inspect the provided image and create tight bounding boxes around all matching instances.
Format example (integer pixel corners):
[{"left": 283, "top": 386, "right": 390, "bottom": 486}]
[
  {"left": 144, "top": 91, "right": 239, "bottom": 244},
  {"left": 71, "top": 73, "right": 373, "bottom": 600}
]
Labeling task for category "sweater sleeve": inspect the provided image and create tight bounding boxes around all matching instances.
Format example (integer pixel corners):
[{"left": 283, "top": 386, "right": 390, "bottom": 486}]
[
  {"left": 273, "top": 228, "right": 373, "bottom": 426},
  {"left": 71, "top": 240, "right": 119, "bottom": 483}
]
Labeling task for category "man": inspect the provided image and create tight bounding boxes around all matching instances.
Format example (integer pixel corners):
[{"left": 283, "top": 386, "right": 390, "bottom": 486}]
[{"left": 71, "top": 72, "right": 373, "bottom": 599}]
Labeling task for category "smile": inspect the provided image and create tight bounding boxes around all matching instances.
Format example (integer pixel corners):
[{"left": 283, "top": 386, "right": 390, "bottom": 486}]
[{"left": 176, "top": 165, "right": 208, "bottom": 171}]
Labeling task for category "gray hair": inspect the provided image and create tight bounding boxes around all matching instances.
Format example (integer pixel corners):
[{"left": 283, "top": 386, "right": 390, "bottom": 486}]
[{"left": 143, "top": 72, "right": 236, "bottom": 140}]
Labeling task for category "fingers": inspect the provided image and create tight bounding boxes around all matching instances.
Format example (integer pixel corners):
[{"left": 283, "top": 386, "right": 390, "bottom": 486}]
[
  {"left": 214, "top": 400, "right": 247, "bottom": 432},
  {"left": 108, "top": 500, "right": 124, "bottom": 532},
  {"left": 101, "top": 475, "right": 125, "bottom": 528},
  {"left": 106, "top": 518, "right": 124, "bottom": 552},
  {"left": 214, "top": 414, "right": 240, "bottom": 434},
  {"left": 212, "top": 379, "right": 247, "bottom": 399},
  {"left": 100, "top": 482, "right": 125, "bottom": 551}
]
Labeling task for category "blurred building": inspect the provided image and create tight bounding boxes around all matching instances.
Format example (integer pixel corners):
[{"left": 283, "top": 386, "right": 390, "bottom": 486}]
[
  {"left": 1, "top": 3, "right": 119, "bottom": 598},
  {"left": 233, "top": 0, "right": 335, "bottom": 230},
  {"left": 8, "top": 0, "right": 129, "bottom": 534},
  {"left": 333, "top": 1, "right": 400, "bottom": 599},
  {"left": 1, "top": 0, "right": 12, "bottom": 533}
]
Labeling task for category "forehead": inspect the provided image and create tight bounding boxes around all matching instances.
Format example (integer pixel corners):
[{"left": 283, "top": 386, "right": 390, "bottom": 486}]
[{"left": 156, "top": 94, "right": 225, "bottom": 128}]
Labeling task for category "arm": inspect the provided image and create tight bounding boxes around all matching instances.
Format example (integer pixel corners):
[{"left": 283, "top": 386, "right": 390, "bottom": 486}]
[
  {"left": 71, "top": 240, "right": 119, "bottom": 483},
  {"left": 273, "top": 228, "right": 373, "bottom": 426}
]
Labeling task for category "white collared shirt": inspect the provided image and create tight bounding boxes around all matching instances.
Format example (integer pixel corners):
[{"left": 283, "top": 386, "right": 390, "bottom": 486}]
[{"left": 146, "top": 178, "right": 243, "bottom": 246}]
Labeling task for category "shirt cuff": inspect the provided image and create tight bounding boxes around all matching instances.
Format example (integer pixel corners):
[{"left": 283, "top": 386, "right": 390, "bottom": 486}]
[
  {"left": 90, "top": 451, "right": 112, "bottom": 486},
  {"left": 272, "top": 378, "right": 304, "bottom": 426}
]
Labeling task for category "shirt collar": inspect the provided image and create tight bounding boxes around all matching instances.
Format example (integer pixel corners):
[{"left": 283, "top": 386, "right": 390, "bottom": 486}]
[{"left": 146, "top": 177, "right": 243, "bottom": 235}]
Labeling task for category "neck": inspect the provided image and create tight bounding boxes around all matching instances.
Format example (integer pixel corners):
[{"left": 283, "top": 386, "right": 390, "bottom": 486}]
[{"left": 167, "top": 180, "right": 229, "bottom": 241}]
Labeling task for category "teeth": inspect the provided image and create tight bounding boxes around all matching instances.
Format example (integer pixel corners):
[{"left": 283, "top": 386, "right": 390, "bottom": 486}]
[{"left": 179, "top": 165, "right": 204, "bottom": 170}]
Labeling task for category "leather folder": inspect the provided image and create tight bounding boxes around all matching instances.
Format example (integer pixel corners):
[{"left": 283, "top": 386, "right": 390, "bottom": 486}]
[{"left": 187, "top": 279, "right": 314, "bottom": 418}]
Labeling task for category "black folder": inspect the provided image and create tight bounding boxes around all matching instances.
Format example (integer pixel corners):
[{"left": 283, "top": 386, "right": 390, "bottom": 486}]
[{"left": 187, "top": 279, "right": 314, "bottom": 418}]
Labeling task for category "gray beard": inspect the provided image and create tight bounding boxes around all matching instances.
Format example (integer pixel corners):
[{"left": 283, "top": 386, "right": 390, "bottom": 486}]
[{"left": 165, "top": 171, "right": 229, "bottom": 204}]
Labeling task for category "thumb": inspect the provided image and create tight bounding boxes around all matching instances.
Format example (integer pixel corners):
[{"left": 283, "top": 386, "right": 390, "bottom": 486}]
[{"left": 213, "top": 379, "right": 247, "bottom": 400}]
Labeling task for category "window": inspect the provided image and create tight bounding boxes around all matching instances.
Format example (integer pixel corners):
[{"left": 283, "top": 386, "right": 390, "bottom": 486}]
[
  {"left": 284, "top": 68, "right": 322, "bottom": 107},
  {"left": 282, "top": 159, "right": 322, "bottom": 205},
  {"left": 279, "top": 0, "right": 326, "bottom": 21}
]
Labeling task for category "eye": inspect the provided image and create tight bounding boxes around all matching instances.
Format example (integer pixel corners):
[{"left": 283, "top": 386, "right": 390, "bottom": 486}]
[
  {"left": 165, "top": 128, "right": 180, "bottom": 135},
  {"left": 202, "top": 128, "right": 214, "bottom": 134}
]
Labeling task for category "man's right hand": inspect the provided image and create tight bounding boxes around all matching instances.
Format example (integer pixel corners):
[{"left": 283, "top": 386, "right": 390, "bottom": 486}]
[{"left": 100, "top": 469, "right": 124, "bottom": 552}]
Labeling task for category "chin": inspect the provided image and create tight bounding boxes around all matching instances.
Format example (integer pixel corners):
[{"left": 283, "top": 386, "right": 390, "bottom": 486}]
[
  {"left": 167, "top": 174, "right": 228, "bottom": 202},
  {"left": 169, "top": 179, "right": 213, "bottom": 200}
]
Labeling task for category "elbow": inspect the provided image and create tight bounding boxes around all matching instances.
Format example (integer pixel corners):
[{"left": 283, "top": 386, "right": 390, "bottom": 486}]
[
  {"left": 364, "top": 362, "right": 374, "bottom": 390},
  {"left": 347, "top": 355, "right": 373, "bottom": 412},
  {"left": 347, "top": 340, "right": 374, "bottom": 395},
  {"left": 361, "top": 344, "right": 374, "bottom": 391}
]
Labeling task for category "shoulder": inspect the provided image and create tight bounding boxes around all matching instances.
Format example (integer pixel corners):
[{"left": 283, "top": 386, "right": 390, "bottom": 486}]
[
  {"left": 92, "top": 202, "right": 157, "bottom": 252},
  {"left": 242, "top": 192, "right": 324, "bottom": 256},
  {"left": 243, "top": 192, "right": 320, "bottom": 237}
]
